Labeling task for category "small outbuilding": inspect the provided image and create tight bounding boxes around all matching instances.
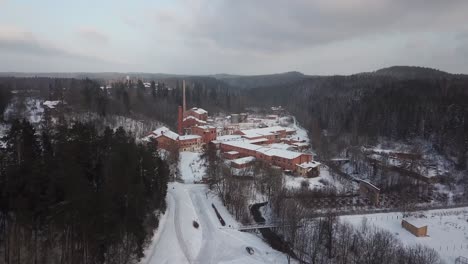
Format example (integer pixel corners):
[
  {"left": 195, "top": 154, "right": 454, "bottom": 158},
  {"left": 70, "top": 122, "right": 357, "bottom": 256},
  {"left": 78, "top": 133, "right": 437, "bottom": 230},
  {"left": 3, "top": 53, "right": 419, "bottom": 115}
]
[
  {"left": 401, "top": 219, "right": 428, "bottom": 237},
  {"left": 296, "top": 161, "right": 321, "bottom": 178}
]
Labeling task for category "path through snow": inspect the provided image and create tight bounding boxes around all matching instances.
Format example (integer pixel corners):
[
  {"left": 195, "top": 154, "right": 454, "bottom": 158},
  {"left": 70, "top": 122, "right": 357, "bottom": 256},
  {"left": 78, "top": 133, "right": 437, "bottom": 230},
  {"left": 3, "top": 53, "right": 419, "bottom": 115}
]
[{"left": 142, "top": 150, "right": 295, "bottom": 264}]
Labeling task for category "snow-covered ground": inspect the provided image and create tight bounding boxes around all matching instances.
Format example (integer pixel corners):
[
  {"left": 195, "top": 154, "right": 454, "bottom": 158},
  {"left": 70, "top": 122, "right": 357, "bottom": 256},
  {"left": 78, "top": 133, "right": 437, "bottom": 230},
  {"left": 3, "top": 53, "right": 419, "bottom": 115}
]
[
  {"left": 4, "top": 97, "right": 44, "bottom": 124},
  {"left": 283, "top": 166, "right": 345, "bottom": 192},
  {"left": 141, "top": 182, "right": 295, "bottom": 264},
  {"left": 142, "top": 142, "right": 294, "bottom": 264},
  {"left": 179, "top": 152, "right": 206, "bottom": 183},
  {"left": 341, "top": 207, "right": 468, "bottom": 263}
]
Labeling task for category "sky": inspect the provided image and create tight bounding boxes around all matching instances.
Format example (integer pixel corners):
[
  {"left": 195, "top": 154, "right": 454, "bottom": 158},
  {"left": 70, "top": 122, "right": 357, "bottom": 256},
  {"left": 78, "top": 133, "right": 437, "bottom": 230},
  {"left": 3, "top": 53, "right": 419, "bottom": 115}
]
[{"left": 1, "top": 0, "right": 468, "bottom": 75}]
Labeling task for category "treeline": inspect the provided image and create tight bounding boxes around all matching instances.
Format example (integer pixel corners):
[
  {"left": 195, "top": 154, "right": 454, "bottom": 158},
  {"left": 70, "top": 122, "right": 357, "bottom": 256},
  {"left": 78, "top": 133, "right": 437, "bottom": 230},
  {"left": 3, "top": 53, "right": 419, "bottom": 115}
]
[
  {"left": 248, "top": 75, "right": 468, "bottom": 168},
  {"left": 0, "top": 119, "right": 169, "bottom": 264},
  {"left": 0, "top": 76, "right": 245, "bottom": 130},
  {"left": 289, "top": 212, "right": 441, "bottom": 264}
]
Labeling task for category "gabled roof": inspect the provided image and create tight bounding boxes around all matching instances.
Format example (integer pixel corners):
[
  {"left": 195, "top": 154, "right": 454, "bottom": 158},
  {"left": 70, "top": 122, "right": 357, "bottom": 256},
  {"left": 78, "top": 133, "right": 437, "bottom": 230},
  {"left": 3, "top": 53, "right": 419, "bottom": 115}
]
[
  {"left": 152, "top": 126, "right": 179, "bottom": 141},
  {"left": 189, "top": 107, "right": 208, "bottom": 115},
  {"left": 183, "top": 116, "right": 207, "bottom": 124}
]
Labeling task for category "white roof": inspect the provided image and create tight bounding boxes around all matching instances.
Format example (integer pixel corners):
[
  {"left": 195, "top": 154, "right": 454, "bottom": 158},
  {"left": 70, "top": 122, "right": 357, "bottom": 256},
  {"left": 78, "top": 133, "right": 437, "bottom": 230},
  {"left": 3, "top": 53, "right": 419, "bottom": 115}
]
[
  {"left": 142, "top": 134, "right": 158, "bottom": 142},
  {"left": 195, "top": 125, "right": 215, "bottom": 130},
  {"left": 183, "top": 116, "right": 207, "bottom": 124},
  {"left": 293, "top": 142, "right": 309, "bottom": 147},
  {"left": 297, "top": 161, "right": 321, "bottom": 169},
  {"left": 190, "top": 107, "right": 208, "bottom": 115},
  {"left": 152, "top": 126, "right": 179, "bottom": 141},
  {"left": 211, "top": 135, "right": 244, "bottom": 144},
  {"left": 43, "top": 100, "right": 61, "bottom": 109},
  {"left": 226, "top": 151, "right": 239, "bottom": 155},
  {"left": 179, "top": 135, "right": 201, "bottom": 140},
  {"left": 222, "top": 141, "right": 308, "bottom": 160},
  {"left": 249, "top": 138, "right": 268, "bottom": 144},
  {"left": 231, "top": 156, "right": 256, "bottom": 165},
  {"left": 239, "top": 126, "right": 292, "bottom": 139}
]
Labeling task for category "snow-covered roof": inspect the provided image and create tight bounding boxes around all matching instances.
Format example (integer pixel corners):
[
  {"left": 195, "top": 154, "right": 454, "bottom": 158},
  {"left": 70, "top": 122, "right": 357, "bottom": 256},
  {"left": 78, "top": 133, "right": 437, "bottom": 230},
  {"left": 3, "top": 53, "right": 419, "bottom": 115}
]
[
  {"left": 211, "top": 135, "right": 244, "bottom": 144},
  {"left": 195, "top": 125, "right": 215, "bottom": 130},
  {"left": 239, "top": 126, "right": 293, "bottom": 139},
  {"left": 189, "top": 107, "right": 208, "bottom": 115},
  {"left": 222, "top": 141, "right": 308, "bottom": 160},
  {"left": 231, "top": 156, "right": 256, "bottom": 165},
  {"left": 183, "top": 116, "right": 207, "bottom": 124},
  {"left": 179, "top": 135, "right": 201, "bottom": 141},
  {"left": 249, "top": 138, "right": 268, "bottom": 144},
  {"left": 43, "top": 100, "right": 61, "bottom": 109},
  {"left": 152, "top": 126, "right": 179, "bottom": 141},
  {"left": 297, "top": 161, "right": 321, "bottom": 169},
  {"left": 293, "top": 142, "right": 309, "bottom": 147},
  {"left": 260, "top": 148, "right": 305, "bottom": 159},
  {"left": 142, "top": 134, "right": 158, "bottom": 142},
  {"left": 225, "top": 151, "right": 239, "bottom": 155}
]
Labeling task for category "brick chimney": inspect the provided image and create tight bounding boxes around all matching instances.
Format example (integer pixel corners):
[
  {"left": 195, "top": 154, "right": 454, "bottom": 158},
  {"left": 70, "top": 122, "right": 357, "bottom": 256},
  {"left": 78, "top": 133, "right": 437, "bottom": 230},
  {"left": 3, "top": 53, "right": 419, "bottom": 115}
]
[
  {"left": 182, "top": 80, "right": 186, "bottom": 113},
  {"left": 178, "top": 105, "right": 183, "bottom": 135}
]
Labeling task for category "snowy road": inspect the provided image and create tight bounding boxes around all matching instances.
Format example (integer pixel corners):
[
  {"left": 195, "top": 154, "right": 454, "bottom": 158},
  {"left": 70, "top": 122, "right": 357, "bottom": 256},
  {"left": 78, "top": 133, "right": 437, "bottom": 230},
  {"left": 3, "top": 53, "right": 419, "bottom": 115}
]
[{"left": 141, "top": 182, "right": 292, "bottom": 264}]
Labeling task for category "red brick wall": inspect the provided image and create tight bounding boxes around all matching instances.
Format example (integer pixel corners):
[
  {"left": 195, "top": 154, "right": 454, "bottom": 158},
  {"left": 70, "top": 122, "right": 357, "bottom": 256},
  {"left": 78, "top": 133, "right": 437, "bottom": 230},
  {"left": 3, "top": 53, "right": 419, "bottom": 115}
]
[
  {"left": 224, "top": 152, "right": 241, "bottom": 160},
  {"left": 220, "top": 143, "right": 312, "bottom": 171},
  {"left": 192, "top": 127, "right": 216, "bottom": 144},
  {"left": 185, "top": 110, "right": 207, "bottom": 121},
  {"left": 182, "top": 118, "right": 205, "bottom": 129},
  {"left": 156, "top": 135, "right": 177, "bottom": 151}
]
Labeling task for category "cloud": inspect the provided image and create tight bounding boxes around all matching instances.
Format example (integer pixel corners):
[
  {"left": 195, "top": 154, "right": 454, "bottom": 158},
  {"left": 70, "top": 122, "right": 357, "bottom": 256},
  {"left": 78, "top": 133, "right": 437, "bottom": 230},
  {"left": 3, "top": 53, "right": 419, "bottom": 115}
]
[
  {"left": 77, "top": 27, "right": 109, "bottom": 44},
  {"left": 0, "top": 25, "right": 123, "bottom": 71},
  {"left": 150, "top": 0, "right": 468, "bottom": 54}
]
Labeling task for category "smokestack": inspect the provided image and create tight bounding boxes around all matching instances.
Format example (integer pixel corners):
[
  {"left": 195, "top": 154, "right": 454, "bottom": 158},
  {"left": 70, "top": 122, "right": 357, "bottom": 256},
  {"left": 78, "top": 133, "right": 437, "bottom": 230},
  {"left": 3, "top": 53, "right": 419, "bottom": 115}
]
[
  {"left": 178, "top": 106, "right": 183, "bottom": 135},
  {"left": 182, "top": 80, "right": 186, "bottom": 113}
]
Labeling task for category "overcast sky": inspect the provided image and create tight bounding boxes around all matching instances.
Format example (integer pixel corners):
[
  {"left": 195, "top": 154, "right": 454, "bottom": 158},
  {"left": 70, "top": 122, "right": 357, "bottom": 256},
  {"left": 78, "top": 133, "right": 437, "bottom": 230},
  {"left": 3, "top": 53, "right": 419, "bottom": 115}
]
[{"left": 1, "top": 0, "right": 467, "bottom": 75}]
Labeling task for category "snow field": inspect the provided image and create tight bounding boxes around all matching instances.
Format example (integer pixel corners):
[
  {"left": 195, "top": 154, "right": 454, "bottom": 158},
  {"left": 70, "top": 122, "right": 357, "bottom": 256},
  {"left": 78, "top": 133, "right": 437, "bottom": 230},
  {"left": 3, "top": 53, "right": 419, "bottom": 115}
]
[
  {"left": 179, "top": 152, "right": 206, "bottom": 183},
  {"left": 341, "top": 207, "right": 468, "bottom": 263}
]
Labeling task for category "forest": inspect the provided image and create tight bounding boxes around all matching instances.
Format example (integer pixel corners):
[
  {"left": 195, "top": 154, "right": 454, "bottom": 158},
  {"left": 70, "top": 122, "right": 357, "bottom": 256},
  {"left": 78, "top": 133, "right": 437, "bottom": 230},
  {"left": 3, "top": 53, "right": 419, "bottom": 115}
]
[
  {"left": 247, "top": 74, "right": 468, "bottom": 168},
  {"left": 0, "top": 119, "right": 169, "bottom": 264}
]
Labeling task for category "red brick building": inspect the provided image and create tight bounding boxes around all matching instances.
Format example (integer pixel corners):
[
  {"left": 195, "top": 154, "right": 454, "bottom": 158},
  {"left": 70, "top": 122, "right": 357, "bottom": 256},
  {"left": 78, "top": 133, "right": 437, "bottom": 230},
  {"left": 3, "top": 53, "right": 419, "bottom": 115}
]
[
  {"left": 220, "top": 141, "right": 312, "bottom": 171},
  {"left": 224, "top": 151, "right": 241, "bottom": 160},
  {"left": 191, "top": 125, "right": 217, "bottom": 144},
  {"left": 231, "top": 156, "right": 256, "bottom": 169},
  {"left": 234, "top": 126, "right": 296, "bottom": 144},
  {"left": 183, "top": 116, "right": 207, "bottom": 130},
  {"left": 144, "top": 126, "right": 202, "bottom": 152},
  {"left": 184, "top": 107, "right": 208, "bottom": 121}
]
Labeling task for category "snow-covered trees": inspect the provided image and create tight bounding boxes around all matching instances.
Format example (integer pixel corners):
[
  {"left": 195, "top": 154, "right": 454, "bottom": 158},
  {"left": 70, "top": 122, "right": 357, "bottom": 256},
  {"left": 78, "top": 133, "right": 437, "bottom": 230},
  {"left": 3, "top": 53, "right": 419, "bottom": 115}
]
[{"left": 0, "top": 120, "right": 170, "bottom": 264}]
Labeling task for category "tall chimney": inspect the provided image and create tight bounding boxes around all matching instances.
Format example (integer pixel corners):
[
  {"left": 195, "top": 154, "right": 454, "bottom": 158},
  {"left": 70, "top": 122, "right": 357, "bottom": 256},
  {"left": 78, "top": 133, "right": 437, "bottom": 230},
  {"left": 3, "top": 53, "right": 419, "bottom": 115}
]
[
  {"left": 182, "top": 80, "right": 186, "bottom": 113},
  {"left": 178, "top": 106, "right": 183, "bottom": 135}
]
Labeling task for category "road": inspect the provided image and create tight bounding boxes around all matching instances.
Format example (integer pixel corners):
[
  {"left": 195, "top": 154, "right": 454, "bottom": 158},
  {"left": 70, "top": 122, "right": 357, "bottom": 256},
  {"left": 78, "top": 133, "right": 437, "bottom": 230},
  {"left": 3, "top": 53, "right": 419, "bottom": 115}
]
[{"left": 141, "top": 183, "right": 292, "bottom": 264}]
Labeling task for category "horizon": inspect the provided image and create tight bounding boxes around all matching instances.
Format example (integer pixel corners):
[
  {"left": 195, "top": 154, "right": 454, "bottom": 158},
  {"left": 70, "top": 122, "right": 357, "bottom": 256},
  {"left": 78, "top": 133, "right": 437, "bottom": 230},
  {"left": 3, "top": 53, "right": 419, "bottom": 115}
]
[{"left": 0, "top": 65, "right": 465, "bottom": 77}]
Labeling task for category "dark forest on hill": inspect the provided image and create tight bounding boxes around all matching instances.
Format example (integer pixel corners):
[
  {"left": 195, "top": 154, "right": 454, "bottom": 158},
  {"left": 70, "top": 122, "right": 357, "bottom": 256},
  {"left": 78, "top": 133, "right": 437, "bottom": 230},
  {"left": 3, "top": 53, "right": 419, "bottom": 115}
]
[{"left": 0, "top": 120, "right": 169, "bottom": 264}]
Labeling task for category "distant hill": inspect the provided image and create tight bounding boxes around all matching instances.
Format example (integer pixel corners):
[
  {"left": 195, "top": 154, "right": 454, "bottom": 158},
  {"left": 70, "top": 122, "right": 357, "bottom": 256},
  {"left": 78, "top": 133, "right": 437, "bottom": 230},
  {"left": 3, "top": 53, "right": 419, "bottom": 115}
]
[
  {"left": 212, "top": 71, "right": 307, "bottom": 89},
  {"left": 369, "top": 66, "right": 452, "bottom": 79},
  {"left": 0, "top": 72, "right": 187, "bottom": 81}
]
